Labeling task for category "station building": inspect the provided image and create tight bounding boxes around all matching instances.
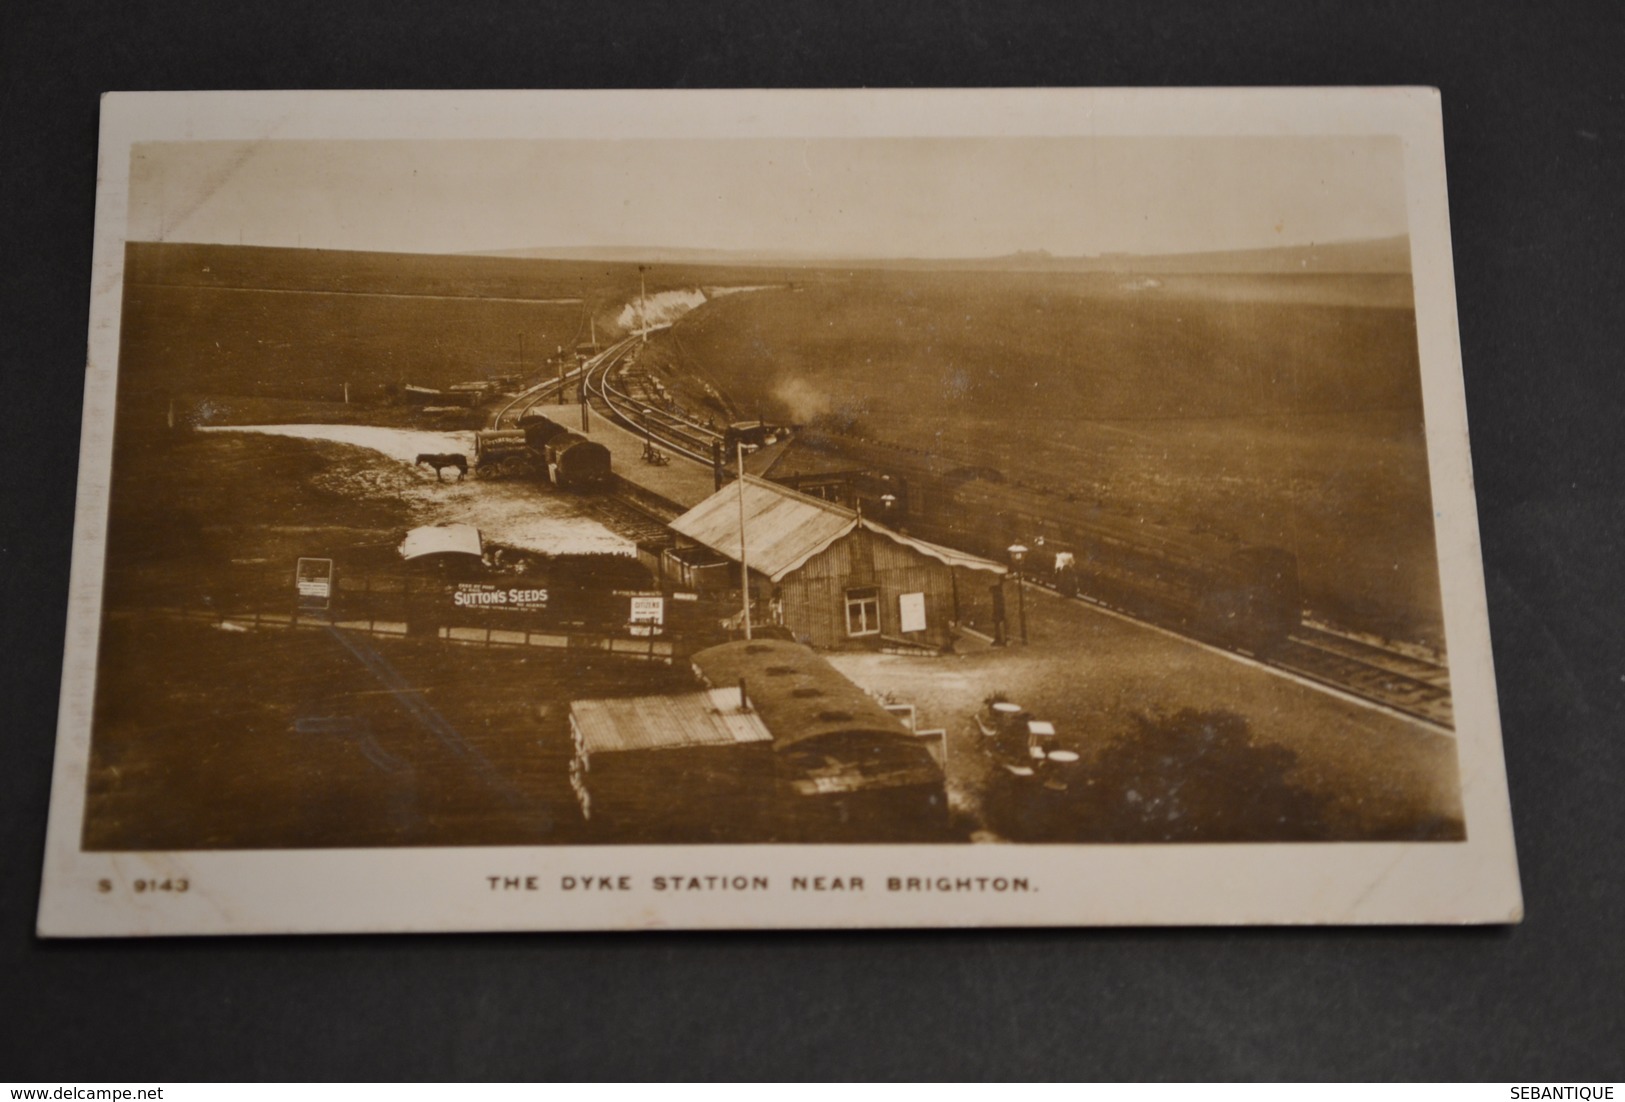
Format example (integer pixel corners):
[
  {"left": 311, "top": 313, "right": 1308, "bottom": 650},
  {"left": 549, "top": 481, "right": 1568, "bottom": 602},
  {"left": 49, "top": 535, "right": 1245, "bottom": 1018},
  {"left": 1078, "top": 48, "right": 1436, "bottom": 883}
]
[{"left": 661, "top": 475, "right": 1006, "bottom": 652}]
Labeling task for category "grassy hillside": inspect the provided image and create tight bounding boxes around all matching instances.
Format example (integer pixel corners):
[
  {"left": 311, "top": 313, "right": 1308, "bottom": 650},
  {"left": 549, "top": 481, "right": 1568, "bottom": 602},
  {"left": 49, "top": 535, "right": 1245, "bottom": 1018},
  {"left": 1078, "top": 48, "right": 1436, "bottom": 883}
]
[
  {"left": 673, "top": 272, "right": 1420, "bottom": 425},
  {"left": 669, "top": 270, "right": 1443, "bottom": 645},
  {"left": 125, "top": 241, "right": 820, "bottom": 302}
]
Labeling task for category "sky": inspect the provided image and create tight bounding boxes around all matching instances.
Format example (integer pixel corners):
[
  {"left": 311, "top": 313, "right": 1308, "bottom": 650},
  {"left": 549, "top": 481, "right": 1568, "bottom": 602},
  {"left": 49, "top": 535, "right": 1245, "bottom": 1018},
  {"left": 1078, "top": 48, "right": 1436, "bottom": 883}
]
[{"left": 127, "top": 136, "right": 1409, "bottom": 259}]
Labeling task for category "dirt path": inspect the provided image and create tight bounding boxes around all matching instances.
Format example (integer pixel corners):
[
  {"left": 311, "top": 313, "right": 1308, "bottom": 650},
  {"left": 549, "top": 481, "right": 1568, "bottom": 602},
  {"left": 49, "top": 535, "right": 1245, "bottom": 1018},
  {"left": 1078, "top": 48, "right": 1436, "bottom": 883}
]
[{"left": 832, "top": 583, "right": 1463, "bottom": 841}]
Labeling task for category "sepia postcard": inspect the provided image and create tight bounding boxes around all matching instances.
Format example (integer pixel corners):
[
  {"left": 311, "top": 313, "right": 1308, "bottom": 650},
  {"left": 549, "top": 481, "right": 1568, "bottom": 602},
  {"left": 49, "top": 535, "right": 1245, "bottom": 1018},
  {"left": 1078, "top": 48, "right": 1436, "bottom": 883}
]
[{"left": 37, "top": 88, "right": 1522, "bottom": 935}]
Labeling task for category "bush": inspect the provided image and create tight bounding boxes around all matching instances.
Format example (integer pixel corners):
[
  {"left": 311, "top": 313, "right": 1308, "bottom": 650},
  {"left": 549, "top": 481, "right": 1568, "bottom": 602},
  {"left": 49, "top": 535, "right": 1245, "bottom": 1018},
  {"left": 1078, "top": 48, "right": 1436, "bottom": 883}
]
[{"left": 988, "top": 708, "right": 1334, "bottom": 842}]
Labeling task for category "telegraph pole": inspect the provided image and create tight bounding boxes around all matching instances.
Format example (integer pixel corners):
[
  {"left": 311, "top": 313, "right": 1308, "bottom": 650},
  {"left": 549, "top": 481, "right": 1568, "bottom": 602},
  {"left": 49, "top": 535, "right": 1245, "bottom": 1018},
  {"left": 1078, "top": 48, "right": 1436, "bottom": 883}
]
[{"left": 737, "top": 444, "right": 751, "bottom": 640}]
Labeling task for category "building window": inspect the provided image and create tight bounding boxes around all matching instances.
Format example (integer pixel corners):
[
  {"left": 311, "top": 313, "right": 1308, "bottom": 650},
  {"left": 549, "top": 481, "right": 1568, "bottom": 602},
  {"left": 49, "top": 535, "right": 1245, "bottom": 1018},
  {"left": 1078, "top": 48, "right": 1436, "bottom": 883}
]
[{"left": 845, "top": 586, "right": 881, "bottom": 637}]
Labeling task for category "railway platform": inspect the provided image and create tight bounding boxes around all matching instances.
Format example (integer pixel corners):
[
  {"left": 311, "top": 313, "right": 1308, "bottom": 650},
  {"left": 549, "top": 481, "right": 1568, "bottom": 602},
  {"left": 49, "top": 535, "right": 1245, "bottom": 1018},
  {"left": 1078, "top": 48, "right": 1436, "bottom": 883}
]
[{"left": 573, "top": 405, "right": 720, "bottom": 512}]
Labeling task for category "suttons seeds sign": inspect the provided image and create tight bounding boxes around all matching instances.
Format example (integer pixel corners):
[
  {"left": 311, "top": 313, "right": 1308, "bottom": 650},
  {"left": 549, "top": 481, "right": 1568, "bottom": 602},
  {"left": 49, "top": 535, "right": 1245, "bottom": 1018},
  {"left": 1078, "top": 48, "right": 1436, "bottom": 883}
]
[{"left": 452, "top": 583, "right": 550, "bottom": 610}]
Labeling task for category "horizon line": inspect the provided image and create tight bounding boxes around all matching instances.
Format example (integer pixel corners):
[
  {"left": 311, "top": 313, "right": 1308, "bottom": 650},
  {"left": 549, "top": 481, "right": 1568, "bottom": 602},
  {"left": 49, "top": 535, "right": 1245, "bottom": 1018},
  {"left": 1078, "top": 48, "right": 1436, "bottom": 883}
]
[{"left": 127, "top": 232, "right": 1412, "bottom": 265}]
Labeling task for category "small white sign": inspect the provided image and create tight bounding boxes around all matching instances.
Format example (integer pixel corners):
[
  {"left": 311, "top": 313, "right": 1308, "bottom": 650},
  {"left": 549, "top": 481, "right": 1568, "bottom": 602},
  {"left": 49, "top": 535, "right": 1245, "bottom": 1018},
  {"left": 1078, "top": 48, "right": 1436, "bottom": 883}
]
[
  {"left": 295, "top": 557, "right": 334, "bottom": 610},
  {"left": 898, "top": 591, "right": 927, "bottom": 633},
  {"left": 629, "top": 596, "right": 665, "bottom": 625}
]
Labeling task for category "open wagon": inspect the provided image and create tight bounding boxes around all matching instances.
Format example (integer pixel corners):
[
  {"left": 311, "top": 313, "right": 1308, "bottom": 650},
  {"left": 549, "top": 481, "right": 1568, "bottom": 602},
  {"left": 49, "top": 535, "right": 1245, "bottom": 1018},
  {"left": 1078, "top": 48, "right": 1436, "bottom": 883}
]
[{"left": 472, "top": 430, "right": 543, "bottom": 480}]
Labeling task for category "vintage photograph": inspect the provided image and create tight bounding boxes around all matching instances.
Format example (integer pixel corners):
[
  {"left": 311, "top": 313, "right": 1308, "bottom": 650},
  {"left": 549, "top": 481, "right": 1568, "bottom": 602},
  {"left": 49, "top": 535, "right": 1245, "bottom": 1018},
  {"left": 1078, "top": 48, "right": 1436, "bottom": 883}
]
[{"left": 39, "top": 90, "right": 1521, "bottom": 933}]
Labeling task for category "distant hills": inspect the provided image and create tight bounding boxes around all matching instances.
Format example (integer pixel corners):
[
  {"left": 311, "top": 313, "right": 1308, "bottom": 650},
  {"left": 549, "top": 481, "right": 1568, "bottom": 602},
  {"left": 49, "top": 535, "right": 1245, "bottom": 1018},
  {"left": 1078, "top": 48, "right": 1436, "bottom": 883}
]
[
  {"left": 474, "top": 244, "right": 845, "bottom": 267},
  {"left": 135, "top": 235, "right": 1412, "bottom": 278},
  {"left": 472, "top": 235, "right": 1412, "bottom": 275}
]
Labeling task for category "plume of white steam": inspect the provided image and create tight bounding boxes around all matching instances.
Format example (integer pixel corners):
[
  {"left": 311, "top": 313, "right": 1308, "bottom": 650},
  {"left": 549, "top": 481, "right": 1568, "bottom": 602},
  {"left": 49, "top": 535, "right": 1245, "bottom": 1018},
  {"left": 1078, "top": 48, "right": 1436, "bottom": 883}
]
[
  {"left": 772, "top": 377, "right": 835, "bottom": 424},
  {"left": 616, "top": 288, "right": 709, "bottom": 331}
]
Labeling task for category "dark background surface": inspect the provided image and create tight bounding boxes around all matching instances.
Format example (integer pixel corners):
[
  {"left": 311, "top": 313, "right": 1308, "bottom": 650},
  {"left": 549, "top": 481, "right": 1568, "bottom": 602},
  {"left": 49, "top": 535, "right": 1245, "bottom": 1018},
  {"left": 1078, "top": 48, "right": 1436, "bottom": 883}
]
[{"left": 3, "top": 0, "right": 1621, "bottom": 1081}]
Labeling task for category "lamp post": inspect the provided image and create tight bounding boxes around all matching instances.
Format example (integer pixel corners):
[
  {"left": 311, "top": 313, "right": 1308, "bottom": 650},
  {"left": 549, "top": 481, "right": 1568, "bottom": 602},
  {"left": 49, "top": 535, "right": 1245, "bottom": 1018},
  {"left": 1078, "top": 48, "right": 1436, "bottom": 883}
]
[
  {"left": 638, "top": 264, "right": 649, "bottom": 344},
  {"left": 737, "top": 443, "right": 752, "bottom": 641},
  {"left": 1008, "top": 543, "right": 1029, "bottom": 645}
]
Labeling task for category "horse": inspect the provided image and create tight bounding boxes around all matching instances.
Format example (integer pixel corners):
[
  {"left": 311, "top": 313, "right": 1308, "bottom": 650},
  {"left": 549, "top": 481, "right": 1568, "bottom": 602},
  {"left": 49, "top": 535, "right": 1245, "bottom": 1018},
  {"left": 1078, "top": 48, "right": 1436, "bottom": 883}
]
[{"left": 415, "top": 453, "right": 468, "bottom": 482}]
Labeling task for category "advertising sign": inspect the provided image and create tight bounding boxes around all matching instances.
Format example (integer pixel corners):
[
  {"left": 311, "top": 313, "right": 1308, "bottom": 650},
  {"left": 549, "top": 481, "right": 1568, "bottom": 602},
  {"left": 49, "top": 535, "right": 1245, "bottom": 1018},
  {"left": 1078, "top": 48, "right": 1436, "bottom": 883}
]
[
  {"left": 295, "top": 557, "right": 333, "bottom": 611},
  {"left": 452, "top": 583, "right": 549, "bottom": 611},
  {"left": 629, "top": 596, "right": 665, "bottom": 625}
]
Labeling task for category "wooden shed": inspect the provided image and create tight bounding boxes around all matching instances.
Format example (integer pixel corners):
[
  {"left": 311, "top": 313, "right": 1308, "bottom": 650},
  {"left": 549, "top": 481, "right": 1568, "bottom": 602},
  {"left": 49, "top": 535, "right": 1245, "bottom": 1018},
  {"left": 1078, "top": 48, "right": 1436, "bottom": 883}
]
[
  {"left": 666, "top": 476, "right": 1006, "bottom": 651},
  {"left": 567, "top": 641, "right": 951, "bottom": 842},
  {"left": 568, "top": 688, "right": 775, "bottom": 842}
]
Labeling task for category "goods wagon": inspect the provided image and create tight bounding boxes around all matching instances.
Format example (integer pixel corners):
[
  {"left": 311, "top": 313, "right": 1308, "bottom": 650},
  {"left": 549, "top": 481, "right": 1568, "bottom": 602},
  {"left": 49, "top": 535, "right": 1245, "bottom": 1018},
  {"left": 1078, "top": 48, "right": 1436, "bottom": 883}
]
[{"left": 544, "top": 431, "right": 613, "bottom": 491}]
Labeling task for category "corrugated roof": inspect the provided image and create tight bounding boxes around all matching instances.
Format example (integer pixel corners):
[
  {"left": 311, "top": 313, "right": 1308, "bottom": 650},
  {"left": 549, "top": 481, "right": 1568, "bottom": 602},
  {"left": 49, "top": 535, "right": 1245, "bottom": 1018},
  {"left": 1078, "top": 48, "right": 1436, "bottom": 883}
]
[
  {"left": 669, "top": 476, "right": 1005, "bottom": 581},
  {"left": 669, "top": 476, "right": 858, "bottom": 582},
  {"left": 571, "top": 689, "right": 773, "bottom": 755},
  {"left": 858, "top": 520, "right": 1007, "bottom": 575},
  {"left": 691, "top": 639, "right": 909, "bottom": 750},
  {"left": 744, "top": 437, "right": 869, "bottom": 480},
  {"left": 399, "top": 524, "right": 483, "bottom": 561},
  {"left": 741, "top": 439, "right": 792, "bottom": 477}
]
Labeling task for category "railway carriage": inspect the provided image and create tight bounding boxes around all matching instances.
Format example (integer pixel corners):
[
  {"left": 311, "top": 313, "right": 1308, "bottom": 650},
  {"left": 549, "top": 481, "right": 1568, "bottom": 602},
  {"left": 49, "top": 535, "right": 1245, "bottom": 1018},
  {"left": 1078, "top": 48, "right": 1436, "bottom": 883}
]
[
  {"left": 690, "top": 639, "right": 950, "bottom": 841},
  {"left": 891, "top": 462, "right": 1303, "bottom": 653}
]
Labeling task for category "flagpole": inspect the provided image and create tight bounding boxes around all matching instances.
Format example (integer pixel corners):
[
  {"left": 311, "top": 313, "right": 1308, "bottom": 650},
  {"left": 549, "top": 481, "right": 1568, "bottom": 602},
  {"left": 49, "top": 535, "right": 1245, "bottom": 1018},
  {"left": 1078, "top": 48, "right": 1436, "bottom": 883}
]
[{"left": 737, "top": 444, "right": 751, "bottom": 641}]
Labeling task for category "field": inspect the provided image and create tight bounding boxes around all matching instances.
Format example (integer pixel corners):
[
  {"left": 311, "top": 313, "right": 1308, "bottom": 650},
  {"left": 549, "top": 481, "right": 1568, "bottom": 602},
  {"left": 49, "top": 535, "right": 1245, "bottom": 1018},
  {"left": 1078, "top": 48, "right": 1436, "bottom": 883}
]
[
  {"left": 120, "top": 242, "right": 832, "bottom": 404},
  {"left": 86, "top": 414, "right": 686, "bottom": 849},
  {"left": 85, "top": 617, "right": 685, "bottom": 850},
  {"left": 667, "top": 270, "right": 1444, "bottom": 646}
]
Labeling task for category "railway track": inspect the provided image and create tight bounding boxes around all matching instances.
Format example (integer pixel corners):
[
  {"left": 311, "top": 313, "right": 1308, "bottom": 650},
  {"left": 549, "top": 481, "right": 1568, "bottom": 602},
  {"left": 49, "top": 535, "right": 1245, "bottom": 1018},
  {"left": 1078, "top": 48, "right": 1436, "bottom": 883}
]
[
  {"left": 1273, "top": 628, "right": 1453, "bottom": 729},
  {"left": 494, "top": 331, "right": 714, "bottom": 461},
  {"left": 490, "top": 335, "right": 637, "bottom": 429},
  {"left": 1023, "top": 575, "right": 1454, "bottom": 732},
  {"left": 582, "top": 494, "right": 681, "bottom": 545},
  {"left": 579, "top": 335, "right": 723, "bottom": 465}
]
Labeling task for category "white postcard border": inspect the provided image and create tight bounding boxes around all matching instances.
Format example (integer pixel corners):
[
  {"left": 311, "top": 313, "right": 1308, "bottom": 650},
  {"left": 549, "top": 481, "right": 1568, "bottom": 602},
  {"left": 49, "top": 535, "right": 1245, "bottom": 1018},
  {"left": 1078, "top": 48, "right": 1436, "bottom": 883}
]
[{"left": 39, "top": 88, "right": 1522, "bottom": 935}]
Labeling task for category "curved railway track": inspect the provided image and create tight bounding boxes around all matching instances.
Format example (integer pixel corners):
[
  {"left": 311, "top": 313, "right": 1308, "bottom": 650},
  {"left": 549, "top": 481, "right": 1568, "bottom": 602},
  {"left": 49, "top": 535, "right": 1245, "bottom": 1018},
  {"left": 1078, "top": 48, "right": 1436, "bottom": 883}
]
[
  {"left": 492, "top": 331, "right": 722, "bottom": 467},
  {"left": 490, "top": 335, "right": 634, "bottom": 428},
  {"left": 580, "top": 337, "right": 722, "bottom": 465}
]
